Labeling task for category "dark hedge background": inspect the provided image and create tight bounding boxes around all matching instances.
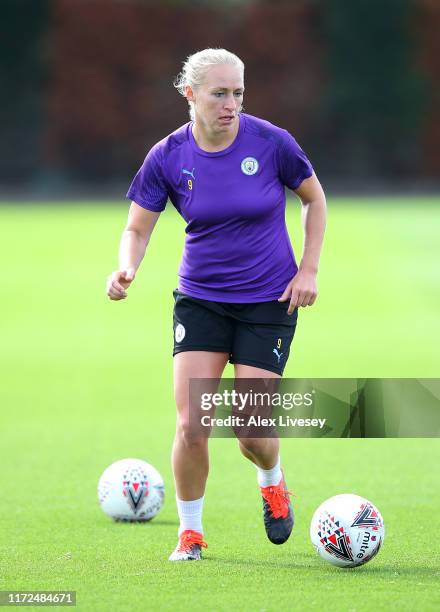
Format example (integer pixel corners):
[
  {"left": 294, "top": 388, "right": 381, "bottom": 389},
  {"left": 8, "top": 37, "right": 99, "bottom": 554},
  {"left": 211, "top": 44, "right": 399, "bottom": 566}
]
[{"left": 1, "top": 0, "right": 438, "bottom": 192}]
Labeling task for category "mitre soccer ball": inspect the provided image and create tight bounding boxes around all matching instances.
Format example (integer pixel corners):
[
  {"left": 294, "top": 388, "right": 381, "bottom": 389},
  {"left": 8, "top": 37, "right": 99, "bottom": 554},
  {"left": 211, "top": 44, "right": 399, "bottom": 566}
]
[
  {"left": 310, "top": 494, "right": 384, "bottom": 568},
  {"left": 98, "top": 458, "right": 165, "bottom": 522}
]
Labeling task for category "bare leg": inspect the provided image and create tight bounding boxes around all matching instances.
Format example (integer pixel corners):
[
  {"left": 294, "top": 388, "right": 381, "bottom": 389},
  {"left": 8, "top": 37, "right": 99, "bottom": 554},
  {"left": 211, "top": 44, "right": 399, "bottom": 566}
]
[
  {"left": 234, "top": 364, "right": 293, "bottom": 546},
  {"left": 172, "top": 351, "right": 229, "bottom": 500},
  {"left": 234, "top": 364, "right": 280, "bottom": 469}
]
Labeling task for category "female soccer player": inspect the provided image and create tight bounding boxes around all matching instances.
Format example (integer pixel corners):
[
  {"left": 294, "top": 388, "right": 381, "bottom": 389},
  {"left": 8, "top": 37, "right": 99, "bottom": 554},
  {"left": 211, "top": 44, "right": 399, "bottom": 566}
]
[{"left": 107, "top": 48, "right": 326, "bottom": 561}]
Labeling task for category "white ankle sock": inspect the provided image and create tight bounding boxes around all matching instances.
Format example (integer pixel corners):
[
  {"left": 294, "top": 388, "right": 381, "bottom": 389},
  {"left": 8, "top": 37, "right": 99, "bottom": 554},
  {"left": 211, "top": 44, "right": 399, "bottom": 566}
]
[
  {"left": 176, "top": 495, "right": 204, "bottom": 536},
  {"left": 257, "top": 457, "right": 282, "bottom": 488}
]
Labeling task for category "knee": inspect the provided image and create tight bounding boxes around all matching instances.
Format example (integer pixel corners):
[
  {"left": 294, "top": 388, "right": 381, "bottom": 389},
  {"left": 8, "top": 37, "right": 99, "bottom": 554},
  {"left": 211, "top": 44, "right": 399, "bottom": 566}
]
[{"left": 176, "top": 414, "right": 208, "bottom": 450}]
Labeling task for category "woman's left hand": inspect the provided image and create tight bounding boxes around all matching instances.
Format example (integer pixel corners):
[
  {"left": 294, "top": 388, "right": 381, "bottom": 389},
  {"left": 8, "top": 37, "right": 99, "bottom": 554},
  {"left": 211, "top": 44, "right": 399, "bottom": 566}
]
[{"left": 278, "top": 269, "right": 318, "bottom": 315}]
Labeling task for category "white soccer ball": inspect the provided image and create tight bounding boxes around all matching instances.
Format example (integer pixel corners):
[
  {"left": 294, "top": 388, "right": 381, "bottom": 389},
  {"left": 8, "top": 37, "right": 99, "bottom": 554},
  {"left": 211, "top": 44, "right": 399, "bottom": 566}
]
[
  {"left": 310, "top": 494, "right": 384, "bottom": 568},
  {"left": 98, "top": 458, "right": 165, "bottom": 522}
]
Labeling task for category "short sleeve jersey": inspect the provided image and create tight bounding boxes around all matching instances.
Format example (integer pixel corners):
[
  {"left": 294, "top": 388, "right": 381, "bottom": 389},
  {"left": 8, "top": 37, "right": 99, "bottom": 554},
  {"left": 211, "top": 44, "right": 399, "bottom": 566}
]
[{"left": 126, "top": 113, "right": 313, "bottom": 303}]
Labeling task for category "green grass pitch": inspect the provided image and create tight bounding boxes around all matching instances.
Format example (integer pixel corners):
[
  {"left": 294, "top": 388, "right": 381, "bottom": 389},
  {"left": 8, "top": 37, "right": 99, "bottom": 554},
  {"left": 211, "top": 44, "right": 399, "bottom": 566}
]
[{"left": 0, "top": 197, "right": 439, "bottom": 611}]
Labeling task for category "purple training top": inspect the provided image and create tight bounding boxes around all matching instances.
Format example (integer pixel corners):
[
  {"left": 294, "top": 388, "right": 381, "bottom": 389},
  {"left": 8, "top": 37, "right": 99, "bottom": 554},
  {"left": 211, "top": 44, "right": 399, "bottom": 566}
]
[{"left": 126, "top": 113, "right": 313, "bottom": 303}]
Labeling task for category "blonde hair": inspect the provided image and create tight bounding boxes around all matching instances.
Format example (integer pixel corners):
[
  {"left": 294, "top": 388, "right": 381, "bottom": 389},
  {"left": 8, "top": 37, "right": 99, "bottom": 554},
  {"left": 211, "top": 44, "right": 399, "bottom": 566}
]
[{"left": 174, "top": 48, "right": 245, "bottom": 121}]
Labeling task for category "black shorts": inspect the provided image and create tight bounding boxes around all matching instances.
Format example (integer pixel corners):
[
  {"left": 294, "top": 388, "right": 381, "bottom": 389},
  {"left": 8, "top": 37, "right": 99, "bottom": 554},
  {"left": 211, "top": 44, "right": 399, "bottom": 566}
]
[{"left": 172, "top": 289, "right": 298, "bottom": 376}]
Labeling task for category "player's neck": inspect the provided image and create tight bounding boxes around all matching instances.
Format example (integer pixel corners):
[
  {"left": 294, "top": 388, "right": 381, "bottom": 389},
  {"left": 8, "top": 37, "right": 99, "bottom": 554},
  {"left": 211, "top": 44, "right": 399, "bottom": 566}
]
[{"left": 192, "top": 118, "right": 239, "bottom": 152}]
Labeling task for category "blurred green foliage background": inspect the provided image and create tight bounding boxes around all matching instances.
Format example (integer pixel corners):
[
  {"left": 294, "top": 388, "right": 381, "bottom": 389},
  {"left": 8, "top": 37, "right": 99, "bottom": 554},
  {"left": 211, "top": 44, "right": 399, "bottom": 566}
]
[{"left": 1, "top": 0, "right": 439, "bottom": 192}]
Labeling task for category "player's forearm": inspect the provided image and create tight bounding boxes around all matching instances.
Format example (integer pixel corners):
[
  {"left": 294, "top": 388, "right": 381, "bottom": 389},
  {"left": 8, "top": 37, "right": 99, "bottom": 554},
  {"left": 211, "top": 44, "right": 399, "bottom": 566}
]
[
  {"left": 299, "top": 196, "right": 327, "bottom": 274},
  {"left": 118, "top": 229, "right": 149, "bottom": 271}
]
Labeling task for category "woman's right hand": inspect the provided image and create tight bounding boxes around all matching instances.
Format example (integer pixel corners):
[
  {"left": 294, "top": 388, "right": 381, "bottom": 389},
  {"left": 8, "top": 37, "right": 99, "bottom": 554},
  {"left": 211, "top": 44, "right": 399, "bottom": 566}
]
[{"left": 106, "top": 268, "right": 136, "bottom": 300}]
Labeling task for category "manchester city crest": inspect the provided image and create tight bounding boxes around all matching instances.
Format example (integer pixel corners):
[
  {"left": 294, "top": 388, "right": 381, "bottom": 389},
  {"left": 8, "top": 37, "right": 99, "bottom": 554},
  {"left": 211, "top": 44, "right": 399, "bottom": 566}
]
[{"left": 241, "top": 157, "right": 259, "bottom": 175}]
